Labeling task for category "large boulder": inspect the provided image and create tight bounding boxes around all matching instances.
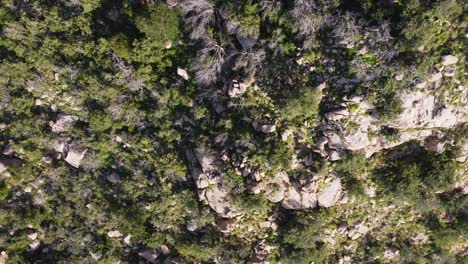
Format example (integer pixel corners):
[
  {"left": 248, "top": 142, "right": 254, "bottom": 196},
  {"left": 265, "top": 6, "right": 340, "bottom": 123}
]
[
  {"left": 318, "top": 177, "right": 342, "bottom": 208},
  {"left": 281, "top": 182, "right": 318, "bottom": 210},
  {"left": 441, "top": 55, "right": 458, "bottom": 65},
  {"left": 51, "top": 114, "right": 77, "bottom": 133},
  {"left": 64, "top": 143, "right": 87, "bottom": 168}
]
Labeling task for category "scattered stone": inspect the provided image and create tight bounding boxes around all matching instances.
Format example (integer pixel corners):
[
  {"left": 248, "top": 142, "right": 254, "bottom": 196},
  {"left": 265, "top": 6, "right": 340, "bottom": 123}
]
[
  {"left": 164, "top": 40, "right": 172, "bottom": 49},
  {"left": 228, "top": 80, "right": 247, "bottom": 97},
  {"left": 365, "top": 186, "right": 376, "bottom": 198},
  {"left": 107, "top": 230, "right": 122, "bottom": 238},
  {"left": 107, "top": 172, "right": 121, "bottom": 183},
  {"left": 237, "top": 34, "right": 257, "bottom": 51},
  {"left": 124, "top": 234, "right": 131, "bottom": 246},
  {"left": 160, "top": 245, "right": 170, "bottom": 255},
  {"left": 328, "top": 150, "right": 342, "bottom": 161},
  {"left": 177, "top": 68, "right": 189, "bottom": 80},
  {"left": 394, "top": 73, "right": 404, "bottom": 81},
  {"left": 251, "top": 242, "right": 272, "bottom": 263},
  {"left": 90, "top": 252, "right": 101, "bottom": 261},
  {"left": 186, "top": 220, "right": 198, "bottom": 232},
  {"left": 216, "top": 218, "right": 236, "bottom": 233},
  {"left": 281, "top": 182, "right": 318, "bottom": 210},
  {"left": 259, "top": 221, "right": 271, "bottom": 229},
  {"left": 346, "top": 94, "right": 364, "bottom": 102},
  {"left": 428, "top": 72, "right": 442, "bottom": 83},
  {"left": 281, "top": 129, "right": 294, "bottom": 142},
  {"left": 138, "top": 249, "right": 159, "bottom": 263},
  {"left": 441, "top": 55, "right": 458, "bottom": 65}
]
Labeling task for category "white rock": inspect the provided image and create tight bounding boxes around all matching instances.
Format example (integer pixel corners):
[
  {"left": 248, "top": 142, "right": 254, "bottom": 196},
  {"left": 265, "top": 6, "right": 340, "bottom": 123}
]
[
  {"left": 177, "top": 68, "right": 189, "bottom": 80},
  {"left": 164, "top": 40, "right": 172, "bottom": 49},
  {"left": 29, "top": 241, "right": 40, "bottom": 251},
  {"left": 187, "top": 220, "right": 197, "bottom": 231},
  {"left": 24, "top": 187, "right": 32, "bottom": 193},
  {"left": 27, "top": 232, "right": 38, "bottom": 240},
  {"left": 90, "top": 252, "right": 101, "bottom": 261},
  {"left": 395, "top": 73, "right": 404, "bottom": 81},
  {"left": 441, "top": 55, "right": 458, "bottom": 65},
  {"left": 124, "top": 235, "right": 132, "bottom": 246},
  {"left": 107, "top": 230, "right": 122, "bottom": 238},
  {"left": 260, "top": 124, "right": 276, "bottom": 133},
  {"left": 328, "top": 150, "right": 342, "bottom": 161}
]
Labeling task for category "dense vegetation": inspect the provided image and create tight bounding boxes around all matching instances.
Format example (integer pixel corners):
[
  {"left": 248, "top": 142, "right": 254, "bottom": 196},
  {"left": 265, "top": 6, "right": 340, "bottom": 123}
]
[{"left": 0, "top": 0, "right": 466, "bottom": 263}]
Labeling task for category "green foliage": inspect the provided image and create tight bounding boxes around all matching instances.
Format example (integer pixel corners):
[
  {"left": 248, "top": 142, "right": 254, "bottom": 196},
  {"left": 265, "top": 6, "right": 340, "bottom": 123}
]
[
  {"left": 334, "top": 153, "right": 371, "bottom": 196},
  {"left": 134, "top": 3, "right": 180, "bottom": 44},
  {"left": 176, "top": 243, "right": 219, "bottom": 262},
  {"left": 279, "top": 85, "right": 322, "bottom": 122},
  {"left": 373, "top": 144, "right": 459, "bottom": 197},
  {"left": 0, "top": 0, "right": 465, "bottom": 262}
]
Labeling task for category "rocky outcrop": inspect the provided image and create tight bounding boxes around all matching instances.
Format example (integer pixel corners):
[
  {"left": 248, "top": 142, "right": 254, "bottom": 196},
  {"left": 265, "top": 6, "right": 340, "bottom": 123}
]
[
  {"left": 248, "top": 171, "right": 342, "bottom": 210},
  {"left": 321, "top": 89, "right": 467, "bottom": 157},
  {"left": 186, "top": 148, "right": 240, "bottom": 218}
]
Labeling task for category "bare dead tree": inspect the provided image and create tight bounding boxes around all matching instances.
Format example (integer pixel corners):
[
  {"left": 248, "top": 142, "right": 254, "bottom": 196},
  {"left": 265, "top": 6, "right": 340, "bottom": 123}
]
[
  {"left": 191, "top": 40, "right": 226, "bottom": 86},
  {"left": 233, "top": 49, "right": 266, "bottom": 80},
  {"left": 332, "top": 12, "right": 363, "bottom": 45},
  {"left": 111, "top": 53, "right": 146, "bottom": 92},
  {"left": 178, "top": 0, "right": 214, "bottom": 40},
  {"left": 260, "top": 0, "right": 282, "bottom": 19},
  {"left": 290, "top": 0, "right": 333, "bottom": 48}
]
